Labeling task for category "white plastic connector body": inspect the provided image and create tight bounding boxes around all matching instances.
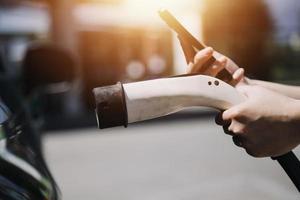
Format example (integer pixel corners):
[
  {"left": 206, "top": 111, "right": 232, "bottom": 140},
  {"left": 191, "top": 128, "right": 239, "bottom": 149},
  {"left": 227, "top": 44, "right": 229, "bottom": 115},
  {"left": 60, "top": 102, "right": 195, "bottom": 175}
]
[{"left": 123, "top": 75, "right": 245, "bottom": 123}]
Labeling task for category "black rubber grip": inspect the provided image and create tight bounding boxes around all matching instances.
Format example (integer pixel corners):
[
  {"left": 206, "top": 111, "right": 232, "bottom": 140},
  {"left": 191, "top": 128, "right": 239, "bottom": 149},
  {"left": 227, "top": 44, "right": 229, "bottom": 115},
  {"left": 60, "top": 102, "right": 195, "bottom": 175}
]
[{"left": 93, "top": 82, "right": 128, "bottom": 129}]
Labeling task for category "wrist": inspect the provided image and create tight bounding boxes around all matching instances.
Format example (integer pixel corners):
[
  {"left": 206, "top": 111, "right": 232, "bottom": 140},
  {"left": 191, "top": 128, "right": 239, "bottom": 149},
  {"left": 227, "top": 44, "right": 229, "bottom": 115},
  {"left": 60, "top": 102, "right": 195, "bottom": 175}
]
[
  {"left": 288, "top": 99, "right": 300, "bottom": 144},
  {"left": 289, "top": 99, "right": 300, "bottom": 120}
]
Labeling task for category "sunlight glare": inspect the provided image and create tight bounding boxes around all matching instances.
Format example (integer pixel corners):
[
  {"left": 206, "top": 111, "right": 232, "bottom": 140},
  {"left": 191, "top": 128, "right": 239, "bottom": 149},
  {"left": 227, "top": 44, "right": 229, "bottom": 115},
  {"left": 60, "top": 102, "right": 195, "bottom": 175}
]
[{"left": 123, "top": 0, "right": 200, "bottom": 16}]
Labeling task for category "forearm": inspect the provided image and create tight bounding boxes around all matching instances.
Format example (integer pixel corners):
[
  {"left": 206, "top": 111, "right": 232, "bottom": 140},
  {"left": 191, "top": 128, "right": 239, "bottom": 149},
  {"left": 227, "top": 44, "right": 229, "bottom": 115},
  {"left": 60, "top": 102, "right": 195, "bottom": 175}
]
[{"left": 249, "top": 79, "right": 300, "bottom": 100}]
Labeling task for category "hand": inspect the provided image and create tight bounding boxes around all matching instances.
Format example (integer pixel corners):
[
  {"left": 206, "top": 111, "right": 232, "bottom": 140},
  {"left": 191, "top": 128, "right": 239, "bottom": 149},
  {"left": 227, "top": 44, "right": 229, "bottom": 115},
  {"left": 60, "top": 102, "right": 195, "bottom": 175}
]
[
  {"left": 187, "top": 47, "right": 247, "bottom": 86},
  {"left": 217, "top": 85, "right": 300, "bottom": 157}
]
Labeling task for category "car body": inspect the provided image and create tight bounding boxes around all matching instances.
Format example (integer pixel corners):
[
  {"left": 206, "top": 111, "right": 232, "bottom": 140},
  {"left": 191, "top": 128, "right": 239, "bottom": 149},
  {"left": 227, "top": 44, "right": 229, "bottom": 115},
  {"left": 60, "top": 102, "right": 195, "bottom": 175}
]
[{"left": 0, "top": 75, "right": 60, "bottom": 199}]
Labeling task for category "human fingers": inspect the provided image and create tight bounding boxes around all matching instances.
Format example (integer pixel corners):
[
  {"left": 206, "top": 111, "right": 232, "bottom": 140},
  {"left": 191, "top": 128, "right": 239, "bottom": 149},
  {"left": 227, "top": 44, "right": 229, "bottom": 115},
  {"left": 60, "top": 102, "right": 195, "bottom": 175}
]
[
  {"left": 204, "top": 56, "right": 227, "bottom": 77},
  {"left": 188, "top": 47, "right": 214, "bottom": 73},
  {"left": 223, "top": 58, "right": 240, "bottom": 74},
  {"left": 229, "top": 68, "right": 245, "bottom": 86},
  {"left": 222, "top": 104, "right": 247, "bottom": 121},
  {"left": 221, "top": 118, "right": 246, "bottom": 136},
  {"left": 228, "top": 120, "right": 246, "bottom": 135}
]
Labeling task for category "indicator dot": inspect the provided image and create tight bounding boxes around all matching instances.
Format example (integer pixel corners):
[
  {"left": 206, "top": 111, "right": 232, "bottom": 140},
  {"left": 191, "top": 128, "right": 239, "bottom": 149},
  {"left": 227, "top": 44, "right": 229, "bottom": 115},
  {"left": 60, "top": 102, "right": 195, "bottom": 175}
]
[{"left": 214, "top": 81, "right": 220, "bottom": 86}]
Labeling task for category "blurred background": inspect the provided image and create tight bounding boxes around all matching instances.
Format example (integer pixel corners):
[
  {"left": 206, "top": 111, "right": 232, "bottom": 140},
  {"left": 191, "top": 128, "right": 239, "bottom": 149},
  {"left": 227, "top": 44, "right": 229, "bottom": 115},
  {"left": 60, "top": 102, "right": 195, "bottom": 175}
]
[{"left": 0, "top": 0, "right": 300, "bottom": 199}]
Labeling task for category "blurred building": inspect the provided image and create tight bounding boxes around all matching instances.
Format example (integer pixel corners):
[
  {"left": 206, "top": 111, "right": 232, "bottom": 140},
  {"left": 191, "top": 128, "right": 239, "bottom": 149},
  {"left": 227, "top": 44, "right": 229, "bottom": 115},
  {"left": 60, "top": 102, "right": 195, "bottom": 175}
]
[
  {"left": 265, "top": 0, "right": 300, "bottom": 82},
  {"left": 202, "top": 0, "right": 273, "bottom": 80},
  {"left": 202, "top": 0, "right": 300, "bottom": 82},
  {"left": 76, "top": 5, "right": 174, "bottom": 107},
  {"left": 0, "top": 2, "right": 49, "bottom": 78}
]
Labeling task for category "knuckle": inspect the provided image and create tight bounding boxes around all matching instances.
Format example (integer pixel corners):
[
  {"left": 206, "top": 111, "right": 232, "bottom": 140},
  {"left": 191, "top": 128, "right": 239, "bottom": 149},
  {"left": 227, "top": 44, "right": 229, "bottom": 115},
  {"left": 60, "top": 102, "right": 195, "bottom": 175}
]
[
  {"left": 211, "top": 65, "right": 218, "bottom": 70},
  {"left": 193, "top": 56, "right": 199, "bottom": 64},
  {"left": 218, "top": 56, "right": 227, "bottom": 64},
  {"left": 231, "top": 109, "right": 242, "bottom": 118},
  {"left": 232, "top": 128, "right": 240, "bottom": 134},
  {"left": 232, "top": 126, "right": 245, "bottom": 134},
  {"left": 235, "top": 106, "right": 245, "bottom": 114},
  {"left": 194, "top": 52, "right": 204, "bottom": 62},
  {"left": 231, "top": 126, "right": 238, "bottom": 133}
]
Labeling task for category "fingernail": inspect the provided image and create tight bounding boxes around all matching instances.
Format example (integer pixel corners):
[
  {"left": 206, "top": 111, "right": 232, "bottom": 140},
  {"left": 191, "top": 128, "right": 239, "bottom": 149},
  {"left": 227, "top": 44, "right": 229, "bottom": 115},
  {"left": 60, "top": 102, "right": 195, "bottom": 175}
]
[
  {"left": 205, "top": 47, "right": 214, "bottom": 55},
  {"left": 233, "top": 68, "right": 244, "bottom": 79},
  {"left": 222, "top": 111, "right": 228, "bottom": 120},
  {"left": 232, "top": 72, "right": 239, "bottom": 80}
]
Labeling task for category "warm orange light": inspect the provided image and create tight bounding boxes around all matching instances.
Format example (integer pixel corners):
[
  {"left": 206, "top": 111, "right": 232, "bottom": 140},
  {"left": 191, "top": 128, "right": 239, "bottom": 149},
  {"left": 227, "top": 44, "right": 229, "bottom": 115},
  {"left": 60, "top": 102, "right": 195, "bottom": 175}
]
[{"left": 123, "top": 0, "right": 201, "bottom": 15}]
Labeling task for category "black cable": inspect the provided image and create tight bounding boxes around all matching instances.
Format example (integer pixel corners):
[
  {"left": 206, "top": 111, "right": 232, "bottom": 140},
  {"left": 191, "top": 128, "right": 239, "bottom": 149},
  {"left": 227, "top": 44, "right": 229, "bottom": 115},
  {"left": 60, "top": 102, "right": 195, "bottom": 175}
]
[{"left": 272, "top": 151, "right": 300, "bottom": 192}]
